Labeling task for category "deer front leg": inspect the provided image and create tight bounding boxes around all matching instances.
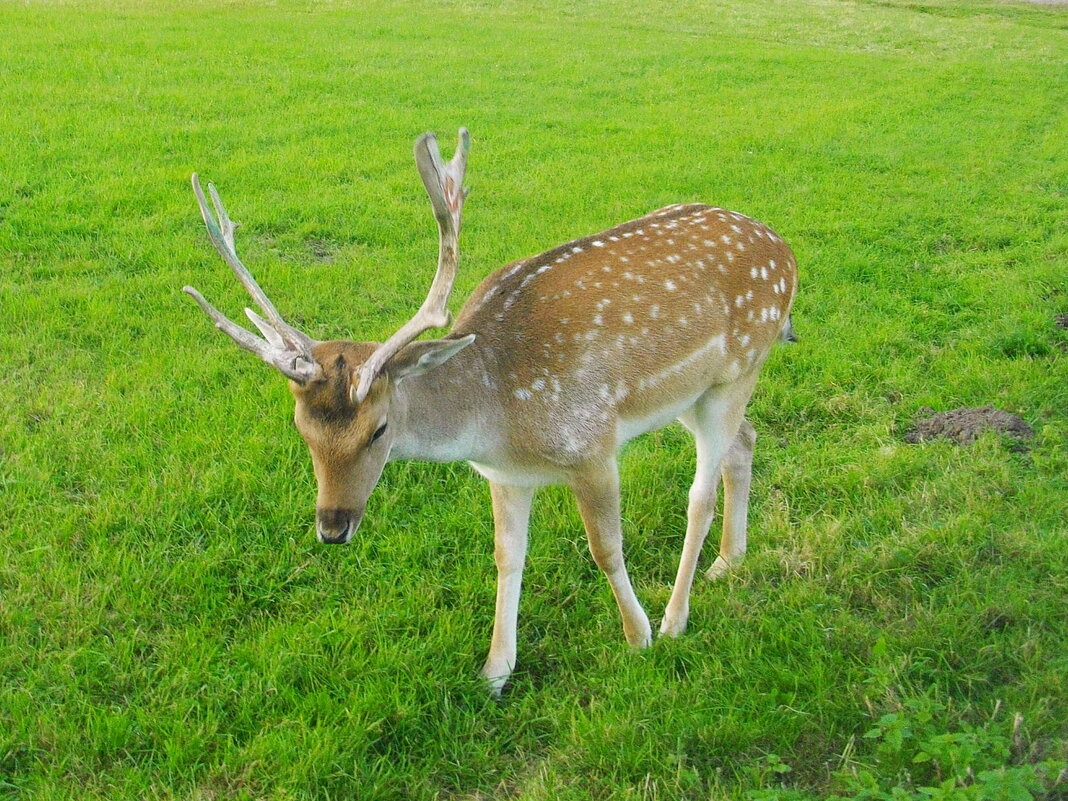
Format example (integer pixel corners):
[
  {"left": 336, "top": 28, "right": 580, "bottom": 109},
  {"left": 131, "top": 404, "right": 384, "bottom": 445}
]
[
  {"left": 481, "top": 481, "right": 534, "bottom": 696},
  {"left": 570, "top": 460, "right": 652, "bottom": 648},
  {"left": 706, "top": 419, "right": 755, "bottom": 580},
  {"left": 661, "top": 406, "right": 743, "bottom": 637}
]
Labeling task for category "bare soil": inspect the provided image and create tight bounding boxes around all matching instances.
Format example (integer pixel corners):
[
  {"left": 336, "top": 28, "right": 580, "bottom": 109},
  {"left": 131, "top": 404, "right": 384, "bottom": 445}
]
[{"left": 904, "top": 406, "right": 1034, "bottom": 447}]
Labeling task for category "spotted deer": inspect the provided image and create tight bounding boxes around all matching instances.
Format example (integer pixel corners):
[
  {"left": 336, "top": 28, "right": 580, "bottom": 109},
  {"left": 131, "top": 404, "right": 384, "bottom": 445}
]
[{"left": 184, "top": 128, "right": 798, "bottom": 694}]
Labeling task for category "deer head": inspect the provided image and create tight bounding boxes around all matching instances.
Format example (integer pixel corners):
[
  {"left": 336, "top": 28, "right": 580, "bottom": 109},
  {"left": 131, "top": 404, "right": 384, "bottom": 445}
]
[{"left": 184, "top": 128, "right": 474, "bottom": 543}]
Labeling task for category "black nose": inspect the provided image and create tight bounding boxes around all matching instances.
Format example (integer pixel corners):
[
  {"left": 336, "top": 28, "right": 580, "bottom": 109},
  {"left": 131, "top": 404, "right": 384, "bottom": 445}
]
[{"left": 316, "top": 508, "right": 357, "bottom": 545}]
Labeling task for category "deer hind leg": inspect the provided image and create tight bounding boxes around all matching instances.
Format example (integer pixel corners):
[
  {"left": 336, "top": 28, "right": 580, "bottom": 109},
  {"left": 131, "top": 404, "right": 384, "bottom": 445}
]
[
  {"left": 706, "top": 419, "right": 755, "bottom": 581},
  {"left": 481, "top": 481, "right": 535, "bottom": 697},
  {"left": 660, "top": 383, "right": 755, "bottom": 637},
  {"left": 570, "top": 459, "right": 653, "bottom": 649}
]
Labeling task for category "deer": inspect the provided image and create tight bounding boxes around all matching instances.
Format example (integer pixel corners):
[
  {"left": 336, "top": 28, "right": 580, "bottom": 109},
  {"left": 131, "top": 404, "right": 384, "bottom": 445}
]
[{"left": 183, "top": 128, "right": 798, "bottom": 695}]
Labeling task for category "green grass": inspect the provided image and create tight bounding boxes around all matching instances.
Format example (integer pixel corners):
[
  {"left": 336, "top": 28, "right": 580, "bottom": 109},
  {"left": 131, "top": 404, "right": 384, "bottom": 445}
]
[{"left": 1, "top": 0, "right": 1067, "bottom": 798}]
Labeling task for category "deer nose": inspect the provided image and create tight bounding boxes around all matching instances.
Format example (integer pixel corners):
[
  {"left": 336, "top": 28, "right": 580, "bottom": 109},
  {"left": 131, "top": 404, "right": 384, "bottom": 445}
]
[{"left": 316, "top": 508, "right": 360, "bottom": 545}]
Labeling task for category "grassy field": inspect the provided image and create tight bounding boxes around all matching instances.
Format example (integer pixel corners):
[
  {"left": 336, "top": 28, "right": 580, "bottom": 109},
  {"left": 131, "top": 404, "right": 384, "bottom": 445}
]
[{"left": 1, "top": 0, "right": 1067, "bottom": 798}]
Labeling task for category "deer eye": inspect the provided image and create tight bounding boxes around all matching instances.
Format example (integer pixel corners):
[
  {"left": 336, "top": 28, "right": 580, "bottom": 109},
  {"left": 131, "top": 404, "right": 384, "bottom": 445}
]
[{"left": 370, "top": 422, "right": 388, "bottom": 443}]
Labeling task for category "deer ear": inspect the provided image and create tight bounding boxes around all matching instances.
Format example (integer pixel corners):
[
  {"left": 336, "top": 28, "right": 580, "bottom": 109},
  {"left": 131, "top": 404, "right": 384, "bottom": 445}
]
[{"left": 389, "top": 334, "right": 476, "bottom": 381}]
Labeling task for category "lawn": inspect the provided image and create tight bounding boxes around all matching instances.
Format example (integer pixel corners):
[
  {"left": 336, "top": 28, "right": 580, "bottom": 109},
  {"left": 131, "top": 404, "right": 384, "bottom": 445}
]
[{"left": 1, "top": 0, "right": 1066, "bottom": 799}]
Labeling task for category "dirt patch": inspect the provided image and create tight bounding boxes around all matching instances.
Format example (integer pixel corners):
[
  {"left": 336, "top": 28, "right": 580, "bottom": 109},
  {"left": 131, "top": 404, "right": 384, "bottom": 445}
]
[
  {"left": 904, "top": 406, "right": 1034, "bottom": 447},
  {"left": 1055, "top": 313, "right": 1068, "bottom": 330}
]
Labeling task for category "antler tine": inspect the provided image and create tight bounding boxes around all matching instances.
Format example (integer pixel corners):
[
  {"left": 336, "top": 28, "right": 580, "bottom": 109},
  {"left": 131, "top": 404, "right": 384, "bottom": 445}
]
[
  {"left": 353, "top": 127, "right": 471, "bottom": 403},
  {"left": 183, "top": 284, "right": 279, "bottom": 359},
  {"left": 190, "top": 174, "right": 315, "bottom": 353},
  {"left": 185, "top": 174, "right": 321, "bottom": 384},
  {"left": 416, "top": 127, "right": 470, "bottom": 233}
]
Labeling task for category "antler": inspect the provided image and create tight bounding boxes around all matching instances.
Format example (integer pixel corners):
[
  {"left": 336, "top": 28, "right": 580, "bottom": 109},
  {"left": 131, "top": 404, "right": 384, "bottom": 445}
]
[
  {"left": 352, "top": 127, "right": 471, "bottom": 403},
  {"left": 183, "top": 174, "right": 322, "bottom": 384}
]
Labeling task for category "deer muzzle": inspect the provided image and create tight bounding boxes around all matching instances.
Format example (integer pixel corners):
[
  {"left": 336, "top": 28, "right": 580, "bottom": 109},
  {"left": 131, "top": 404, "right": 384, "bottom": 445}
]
[{"left": 316, "top": 507, "right": 363, "bottom": 545}]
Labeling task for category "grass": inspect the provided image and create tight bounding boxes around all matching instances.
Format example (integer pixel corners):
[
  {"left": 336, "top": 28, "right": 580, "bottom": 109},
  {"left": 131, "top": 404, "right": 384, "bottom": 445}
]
[{"left": 1, "top": 0, "right": 1066, "bottom": 798}]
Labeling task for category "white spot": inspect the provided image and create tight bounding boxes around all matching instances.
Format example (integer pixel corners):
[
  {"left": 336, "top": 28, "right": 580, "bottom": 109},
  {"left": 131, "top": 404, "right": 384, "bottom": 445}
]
[
  {"left": 739, "top": 333, "right": 751, "bottom": 346},
  {"left": 666, "top": 254, "right": 680, "bottom": 264},
  {"left": 593, "top": 314, "right": 604, "bottom": 326},
  {"left": 760, "top": 267, "right": 768, "bottom": 280},
  {"left": 572, "top": 246, "right": 583, "bottom": 254},
  {"left": 514, "top": 388, "right": 533, "bottom": 401},
  {"left": 622, "top": 312, "right": 634, "bottom": 324},
  {"left": 721, "top": 234, "right": 731, "bottom": 244},
  {"left": 769, "top": 259, "right": 776, "bottom": 270},
  {"left": 531, "top": 378, "right": 546, "bottom": 391},
  {"left": 665, "top": 280, "right": 677, "bottom": 291},
  {"left": 592, "top": 240, "right": 605, "bottom": 248},
  {"left": 735, "top": 295, "right": 745, "bottom": 307},
  {"left": 750, "top": 267, "right": 759, "bottom": 279},
  {"left": 650, "top": 305, "right": 660, "bottom": 318}
]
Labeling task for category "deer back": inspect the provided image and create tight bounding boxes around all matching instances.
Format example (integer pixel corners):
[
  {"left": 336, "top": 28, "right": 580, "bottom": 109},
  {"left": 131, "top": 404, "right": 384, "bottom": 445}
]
[{"left": 452, "top": 204, "right": 797, "bottom": 464}]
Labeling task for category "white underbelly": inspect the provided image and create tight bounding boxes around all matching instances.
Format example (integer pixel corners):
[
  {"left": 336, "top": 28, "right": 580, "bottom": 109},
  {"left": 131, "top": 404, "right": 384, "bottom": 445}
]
[
  {"left": 615, "top": 389, "right": 704, "bottom": 447},
  {"left": 468, "top": 459, "right": 570, "bottom": 488}
]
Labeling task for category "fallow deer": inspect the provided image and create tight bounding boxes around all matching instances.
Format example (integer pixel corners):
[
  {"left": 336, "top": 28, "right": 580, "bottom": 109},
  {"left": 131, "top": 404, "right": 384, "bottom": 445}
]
[{"left": 184, "top": 128, "right": 798, "bottom": 694}]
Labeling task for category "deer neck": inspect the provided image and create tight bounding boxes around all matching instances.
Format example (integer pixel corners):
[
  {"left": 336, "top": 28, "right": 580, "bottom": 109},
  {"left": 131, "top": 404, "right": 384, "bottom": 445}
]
[{"left": 389, "top": 344, "right": 501, "bottom": 464}]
